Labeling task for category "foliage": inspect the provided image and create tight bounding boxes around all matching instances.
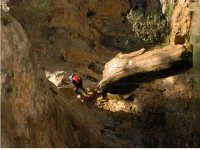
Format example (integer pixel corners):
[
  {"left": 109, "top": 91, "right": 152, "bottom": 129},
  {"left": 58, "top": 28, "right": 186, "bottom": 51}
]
[
  {"left": 166, "top": 0, "right": 173, "bottom": 18},
  {"left": 148, "top": 35, "right": 170, "bottom": 50},
  {"left": 126, "top": 11, "right": 169, "bottom": 46},
  {"left": 30, "top": 0, "right": 52, "bottom": 10}
]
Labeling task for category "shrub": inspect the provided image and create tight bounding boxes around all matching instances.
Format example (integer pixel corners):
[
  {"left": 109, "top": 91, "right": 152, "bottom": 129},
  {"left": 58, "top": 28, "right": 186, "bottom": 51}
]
[
  {"left": 166, "top": 0, "right": 173, "bottom": 18},
  {"left": 126, "top": 11, "right": 169, "bottom": 46},
  {"left": 31, "top": 0, "right": 52, "bottom": 10}
]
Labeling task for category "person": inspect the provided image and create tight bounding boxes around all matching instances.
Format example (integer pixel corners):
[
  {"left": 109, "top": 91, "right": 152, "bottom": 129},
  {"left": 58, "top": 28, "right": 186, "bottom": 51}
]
[{"left": 69, "top": 73, "right": 87, "bottom": 95}]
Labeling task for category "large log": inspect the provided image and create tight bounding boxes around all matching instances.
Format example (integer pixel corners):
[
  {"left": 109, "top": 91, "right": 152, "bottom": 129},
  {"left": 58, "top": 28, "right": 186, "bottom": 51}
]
[{"left": 98, "top": 45, "right": 193, "bottom": 93}]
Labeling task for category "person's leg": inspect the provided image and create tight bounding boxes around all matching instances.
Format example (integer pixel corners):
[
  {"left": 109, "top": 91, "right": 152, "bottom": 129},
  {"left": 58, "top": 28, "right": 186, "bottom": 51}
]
[
  {"left": 80, "top": 82, "right": 87, "bottom": 94},
  {"left": 74, "top": 87, "right": 81, "bottom": 95},
  {"left": 73, "top": 81, "right": 80, "bottom": 94}
]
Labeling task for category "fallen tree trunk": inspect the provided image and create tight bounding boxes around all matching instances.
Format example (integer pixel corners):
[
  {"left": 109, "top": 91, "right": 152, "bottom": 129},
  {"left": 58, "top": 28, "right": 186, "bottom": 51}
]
[{"left": 98, "top": 45, "right": 193, "bottom": 93}]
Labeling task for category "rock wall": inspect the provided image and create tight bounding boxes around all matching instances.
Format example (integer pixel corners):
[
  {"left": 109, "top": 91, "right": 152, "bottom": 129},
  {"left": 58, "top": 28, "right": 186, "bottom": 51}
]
[
  {"left": 1, "top": 13, "right": 102, "bottom": 148},
  {"left": 170, "top": 0, "right": 191, "bottom": 45}
]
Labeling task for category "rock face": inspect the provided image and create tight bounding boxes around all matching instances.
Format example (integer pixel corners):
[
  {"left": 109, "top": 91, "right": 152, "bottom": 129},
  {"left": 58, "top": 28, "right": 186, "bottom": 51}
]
[
  {"left": 1, "top": 0, "right": 199, "bottom": 148},
  {"left": 1, "top": 13, "right": 101, "bottom": 148},
  {"left": 99, "top": 45, "right": 193, "bottom": 93},
  {"left": 170, "top": 0, "right": 191, "bottom": 45}
]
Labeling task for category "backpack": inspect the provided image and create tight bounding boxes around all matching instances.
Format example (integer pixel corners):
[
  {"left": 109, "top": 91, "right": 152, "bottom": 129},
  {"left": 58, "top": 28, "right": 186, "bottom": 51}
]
[{"left": 73, "top": 75, "right": 82, "bottom": 83}]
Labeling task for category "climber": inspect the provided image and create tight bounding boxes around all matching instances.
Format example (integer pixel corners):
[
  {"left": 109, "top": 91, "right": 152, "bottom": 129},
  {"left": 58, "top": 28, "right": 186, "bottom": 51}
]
[{"left": 69, "top": 73, "right": 87, "bottom": 95}]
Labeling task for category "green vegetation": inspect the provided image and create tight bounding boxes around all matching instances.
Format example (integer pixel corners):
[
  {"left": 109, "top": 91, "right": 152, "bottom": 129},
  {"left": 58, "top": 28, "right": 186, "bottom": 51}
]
[
  {"left": 148, "top": 35, "right": 170, "bottom": 50},
  {"left": 166, "top": 0, "right": 173, "bottom": 18},
  {"left": 126, "top": 11, "right": 169, "bottom": 46},
  {"left": 10, "top": 0, "right": 52, "bottom": 28},
  {"left": 30, "top": 0, "right": 52, "bottom": 10}
]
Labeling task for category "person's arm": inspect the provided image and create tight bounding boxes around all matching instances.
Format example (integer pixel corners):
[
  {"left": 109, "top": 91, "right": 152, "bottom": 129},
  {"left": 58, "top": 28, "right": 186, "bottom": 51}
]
[{"left": 69, "top": 75, "right": 73, "bottom": 82}]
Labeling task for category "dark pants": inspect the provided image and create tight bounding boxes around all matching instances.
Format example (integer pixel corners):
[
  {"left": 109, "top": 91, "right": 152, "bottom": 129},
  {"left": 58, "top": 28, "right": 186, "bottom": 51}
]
[{"left": 72, "top": 81, "right": 86, "bottom": 94}]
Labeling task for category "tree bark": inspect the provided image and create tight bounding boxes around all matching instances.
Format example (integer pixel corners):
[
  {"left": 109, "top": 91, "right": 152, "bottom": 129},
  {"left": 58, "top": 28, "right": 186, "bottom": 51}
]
[{"left": 98, "top": 45, "right": 193, "bottom": 93}]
